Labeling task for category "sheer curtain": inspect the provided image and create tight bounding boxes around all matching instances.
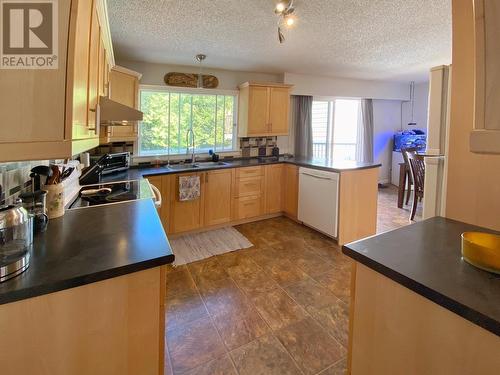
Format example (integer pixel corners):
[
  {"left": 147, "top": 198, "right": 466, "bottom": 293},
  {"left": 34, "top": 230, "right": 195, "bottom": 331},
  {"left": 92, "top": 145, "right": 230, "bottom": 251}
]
[
  {"left": 356, "top": 99, "right": 374, "bottom": 163},
  {"left": 292, "top": 95, "right": 313, "bottom": 158}
]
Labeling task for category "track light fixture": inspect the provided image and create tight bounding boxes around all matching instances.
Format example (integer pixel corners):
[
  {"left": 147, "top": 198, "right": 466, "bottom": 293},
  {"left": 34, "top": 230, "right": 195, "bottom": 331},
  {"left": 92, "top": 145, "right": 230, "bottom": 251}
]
[{"left": 275, "top": 1, "right": 296, "bottom": 44}]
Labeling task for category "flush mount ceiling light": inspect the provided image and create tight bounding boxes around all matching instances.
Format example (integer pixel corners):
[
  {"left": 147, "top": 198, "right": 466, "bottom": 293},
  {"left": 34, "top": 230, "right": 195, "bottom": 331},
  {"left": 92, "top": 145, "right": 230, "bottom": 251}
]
[
  {"left": 274, "top": 0, "right": 296, "bottom": 44},
  {"left": 195, "top": 54, "right": 206, "bottom": 88}
]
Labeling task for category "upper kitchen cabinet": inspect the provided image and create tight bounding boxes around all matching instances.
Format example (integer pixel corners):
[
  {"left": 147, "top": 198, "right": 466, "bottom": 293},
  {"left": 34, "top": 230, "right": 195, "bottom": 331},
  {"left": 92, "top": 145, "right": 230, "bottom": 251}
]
[
  {"left": 0, "top": 0, "right": 114, "bottom": 162},
  {"left": 238, "top": 82, "right": 293, "bottom": 137},
  {"left": 100, "top": 66, "right": 142, "bottom": 144},
  {"left": 470, "top": 0, "right": 500, "bottom": 154}
]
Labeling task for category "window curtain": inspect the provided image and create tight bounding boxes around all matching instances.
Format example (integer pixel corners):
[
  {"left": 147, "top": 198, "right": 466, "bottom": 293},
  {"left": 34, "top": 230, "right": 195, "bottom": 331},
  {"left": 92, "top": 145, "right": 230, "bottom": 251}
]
[
  {"left": 356, "top": 99, "right": 374, "bottom": 163},
  {"left": 292, "top": 95, "right": 313, "bottom": 158}
]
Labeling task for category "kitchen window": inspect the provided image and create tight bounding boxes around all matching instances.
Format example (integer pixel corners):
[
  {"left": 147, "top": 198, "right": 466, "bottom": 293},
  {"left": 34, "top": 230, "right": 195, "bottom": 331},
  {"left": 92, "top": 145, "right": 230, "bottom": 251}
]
[
  {"left": 138, "top": 87, "right": 238, "bottom": 156},
  {"left": 311, "top": 99, "right": 360, "bottom": 161}
]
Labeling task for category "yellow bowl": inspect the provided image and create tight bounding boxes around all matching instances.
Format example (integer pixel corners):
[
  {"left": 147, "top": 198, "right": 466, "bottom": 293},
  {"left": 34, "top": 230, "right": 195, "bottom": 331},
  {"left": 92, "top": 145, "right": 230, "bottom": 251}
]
[{"left": 461, "top": 232, "right": 500, "bottom": 274}]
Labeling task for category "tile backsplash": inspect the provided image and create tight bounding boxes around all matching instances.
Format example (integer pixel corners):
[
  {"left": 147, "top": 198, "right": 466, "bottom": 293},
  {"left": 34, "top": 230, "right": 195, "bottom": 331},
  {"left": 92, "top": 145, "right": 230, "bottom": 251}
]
[
  {"left": 240, "top": 137, "right": 278, "bottom": 157},
  {"left": 0, "top": 160, "right": 49, "bottom": 205}
]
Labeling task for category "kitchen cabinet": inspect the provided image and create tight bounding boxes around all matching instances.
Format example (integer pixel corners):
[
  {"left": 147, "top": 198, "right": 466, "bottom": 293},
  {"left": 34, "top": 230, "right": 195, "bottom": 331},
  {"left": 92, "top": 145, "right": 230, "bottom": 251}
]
[
  {"left": 233, "top": 166, "right": 264, "bottom": 220},
  {"left": 283, "top": 164, "right": 299, "bottom": 219},
  {"left": 264, "top": 164, "right": 284, "bottom": 214},
  {"left": 100, "top": 66, "right": 142, "bottom": 144},
  {"left": 234, "top": 195, "right": 262, "bottom": 220},
  {"left": 470, "top": 0, "right": 500, "bottom": 154},
  {"left": 85, "top": 5, "right": 101, "bottom": 141},
  {"left": 145, "top": 175, "right": 162, "bottom": 213},
  {"left": 204, "top": 169, "right": 234, "bottom": 226},
  {"left": 0, "top": 266, "right": 166, "bottom": 375},
  {"left": 147, "top": 175, "right": 172, "bottom": 234},
  {"left": 169, "top": 172, "right": 204, "bottom": 234},
  {"left": 238, "top": 82, "right": 293, "bottom": 137},
  {"left": 0, "top": 0, "right": 114, "bottom": 162}
]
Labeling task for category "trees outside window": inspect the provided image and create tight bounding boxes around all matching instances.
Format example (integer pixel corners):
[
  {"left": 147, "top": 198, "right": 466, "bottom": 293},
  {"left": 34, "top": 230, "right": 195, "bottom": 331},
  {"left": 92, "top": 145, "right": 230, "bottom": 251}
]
[{"left": 139, "top": 88, "right": 237, "bottom": 156}]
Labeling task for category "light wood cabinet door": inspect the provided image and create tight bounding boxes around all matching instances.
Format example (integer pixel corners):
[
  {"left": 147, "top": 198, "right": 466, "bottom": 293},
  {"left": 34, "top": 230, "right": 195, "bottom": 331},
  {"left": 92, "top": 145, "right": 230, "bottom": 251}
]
[
  {"left": 234, "top": 195, "right": 262, "bottom": 219},
  {"left": 98, "top": 34, "right": 106, "bottom": 97},
  {"left": 283, "top": 164, "right": 299, "bottom": 218},
  {"left": 265, "top": 164, "right": 284, "bottom": 214},
  {"left": 102, "top": 68, "right": 140, "bottom": 142},
  {"left": 146, "top": 176, "right": 162, "bottom": 213},
  {"left": 234, "top": 176, "right": 263, "bottom": 198},
  {"left": 269, "top": 87, "right": 290, "bottom": 135},
  {"left": 85, "top": 6, "right": 100, "bottom": 139},
  {"left": 169, "top": 172, "right": 204, "bottom": 234},
  {"left": 204, "top": 169, "right": 233, "bottom": 226},
  {"left": 109, "top": 70, "right": 137, "bottom": 107},
  {"left": 0, "top": 0, "right": 71, "bottom": 146},
  {"left": 237, "top": 82, "right": 292, "bottom": 138},
  {"left": 247, "top": 86, "right": 270, "bottom": 135},
  {"left": 71, "top": 0, "right": 93, "bottom": 140}
]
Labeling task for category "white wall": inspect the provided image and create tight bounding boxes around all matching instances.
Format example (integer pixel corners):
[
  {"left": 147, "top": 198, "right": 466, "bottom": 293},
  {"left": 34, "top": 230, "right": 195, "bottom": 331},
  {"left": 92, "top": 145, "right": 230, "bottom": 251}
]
[
  {"left": 373, "top": 100, "right": 402, "bottom": 183},
  {"left": 118, "top": 59, "right": 283, "bottom": 90},
  {"left": 401, "top": 81, "right": 429, "bottom": 132},
  {"left": 283, "top": 72, "right": 410, "bottom": 100},
  {"left": 373, "top": 82, "right": 430, "bottom": 184}
]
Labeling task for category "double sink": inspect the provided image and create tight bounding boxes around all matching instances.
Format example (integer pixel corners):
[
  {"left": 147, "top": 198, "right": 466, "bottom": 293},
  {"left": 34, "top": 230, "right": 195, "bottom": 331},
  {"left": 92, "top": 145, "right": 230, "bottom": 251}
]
[{"left": 166, "top": 161, "right": 231, "bottom": 171}]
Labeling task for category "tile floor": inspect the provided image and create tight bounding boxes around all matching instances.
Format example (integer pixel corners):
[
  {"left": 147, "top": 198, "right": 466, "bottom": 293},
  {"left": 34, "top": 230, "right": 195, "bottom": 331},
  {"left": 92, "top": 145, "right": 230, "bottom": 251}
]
[
  {"left": 164, "top": 184, "right": 419, "bottom": 375},
  {"left": 377, "top": 184, "right": 422, "bottom": 233},
  {"left": 165, "top": 217, "right": 350, "bottom": 375}
]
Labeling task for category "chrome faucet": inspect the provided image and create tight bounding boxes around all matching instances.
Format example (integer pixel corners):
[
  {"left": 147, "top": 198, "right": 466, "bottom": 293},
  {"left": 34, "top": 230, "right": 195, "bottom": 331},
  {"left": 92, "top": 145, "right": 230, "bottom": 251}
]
[{"left": 186, "top": 128, "right": 196, "bottom": 164}]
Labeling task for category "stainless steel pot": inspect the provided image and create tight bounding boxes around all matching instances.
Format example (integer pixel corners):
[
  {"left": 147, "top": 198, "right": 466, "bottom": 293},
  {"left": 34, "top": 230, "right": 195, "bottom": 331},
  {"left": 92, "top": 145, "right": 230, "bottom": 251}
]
[{"left": 0, "top": 205, "right": 33, "bottom": 282}]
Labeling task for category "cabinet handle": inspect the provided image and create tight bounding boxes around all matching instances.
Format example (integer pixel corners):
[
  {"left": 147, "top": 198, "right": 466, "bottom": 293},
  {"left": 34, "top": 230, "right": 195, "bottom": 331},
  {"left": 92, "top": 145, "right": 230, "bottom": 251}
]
[{"left": 205, "top": 173, "right": 208, "bottom": 183}]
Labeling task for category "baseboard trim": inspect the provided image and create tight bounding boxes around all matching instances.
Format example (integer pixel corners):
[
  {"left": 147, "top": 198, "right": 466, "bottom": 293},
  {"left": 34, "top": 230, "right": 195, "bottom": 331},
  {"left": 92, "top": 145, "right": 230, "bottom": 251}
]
[{"left": 167, "top": 213, "right": 282, "bottom": 238}]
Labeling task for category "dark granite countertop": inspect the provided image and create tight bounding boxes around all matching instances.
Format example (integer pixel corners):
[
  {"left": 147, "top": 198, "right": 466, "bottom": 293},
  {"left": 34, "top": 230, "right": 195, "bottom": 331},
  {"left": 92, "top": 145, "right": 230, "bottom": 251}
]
[
  {"left": 0, "top": 199, "right": 174, "bottom": 305},
  {"left": 342, "top": 217, "right": 500, "bottom": 337},
  {"left": 101, "top": 156, "right": 381, "bottom": 183}
]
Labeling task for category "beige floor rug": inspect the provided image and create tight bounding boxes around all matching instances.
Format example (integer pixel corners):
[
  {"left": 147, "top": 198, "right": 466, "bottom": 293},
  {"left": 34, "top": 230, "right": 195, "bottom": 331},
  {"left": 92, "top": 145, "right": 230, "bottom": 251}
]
[{"left": 170, "top": 227, "right": 253, "bottom": 265}]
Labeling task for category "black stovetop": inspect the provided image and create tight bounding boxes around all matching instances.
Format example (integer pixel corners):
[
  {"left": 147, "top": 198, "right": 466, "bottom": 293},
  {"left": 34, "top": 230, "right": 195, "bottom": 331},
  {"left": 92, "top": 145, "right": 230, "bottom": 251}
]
[{"left": 68, "top": 180, "right": 153, "bottom": 209}]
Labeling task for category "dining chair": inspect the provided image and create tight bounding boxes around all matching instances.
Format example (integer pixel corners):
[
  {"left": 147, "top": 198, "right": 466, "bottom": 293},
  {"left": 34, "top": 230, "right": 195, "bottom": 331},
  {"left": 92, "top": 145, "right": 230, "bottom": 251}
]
[
  {"left": 401, "top": 147, "right": 417, "bottom": 205},
  {"left": 406, "top": 150, "right": 425, "bottom": 221}
]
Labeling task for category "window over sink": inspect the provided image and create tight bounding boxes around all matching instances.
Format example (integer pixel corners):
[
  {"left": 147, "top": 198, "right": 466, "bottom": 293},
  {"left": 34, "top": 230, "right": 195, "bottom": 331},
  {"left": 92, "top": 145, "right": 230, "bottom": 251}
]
[{"left": 138, "top": 86, "right": 238, "bottom": 156}]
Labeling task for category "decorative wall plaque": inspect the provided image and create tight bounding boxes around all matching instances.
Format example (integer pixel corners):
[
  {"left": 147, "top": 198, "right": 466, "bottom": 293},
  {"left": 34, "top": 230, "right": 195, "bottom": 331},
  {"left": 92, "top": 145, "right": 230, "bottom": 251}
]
[{"left": 164, "top": 72, "right": 219, "bottom": 89}]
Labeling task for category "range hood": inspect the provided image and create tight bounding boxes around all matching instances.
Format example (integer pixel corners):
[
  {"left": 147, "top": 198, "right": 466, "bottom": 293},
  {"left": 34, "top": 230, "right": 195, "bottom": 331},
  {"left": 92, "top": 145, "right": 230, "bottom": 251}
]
[{"left": 99, "top": 96, "right": 143, "bottom": 125}]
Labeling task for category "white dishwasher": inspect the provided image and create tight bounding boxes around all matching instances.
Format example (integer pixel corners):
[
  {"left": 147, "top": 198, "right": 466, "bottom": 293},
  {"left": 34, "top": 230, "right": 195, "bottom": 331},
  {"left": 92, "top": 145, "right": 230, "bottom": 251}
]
[{"left": 298, "top": 167, "right": 339, "bottom": 238}]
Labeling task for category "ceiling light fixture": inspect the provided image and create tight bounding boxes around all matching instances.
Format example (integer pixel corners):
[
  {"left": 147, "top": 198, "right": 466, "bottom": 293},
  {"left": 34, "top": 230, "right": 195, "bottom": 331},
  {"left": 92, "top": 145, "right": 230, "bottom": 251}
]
[
  {"left": 274, "top": 0, "right": 296, "bottom": 44},
  {"left": 195, "top": 54, "right": 206, "bottom": 88}
]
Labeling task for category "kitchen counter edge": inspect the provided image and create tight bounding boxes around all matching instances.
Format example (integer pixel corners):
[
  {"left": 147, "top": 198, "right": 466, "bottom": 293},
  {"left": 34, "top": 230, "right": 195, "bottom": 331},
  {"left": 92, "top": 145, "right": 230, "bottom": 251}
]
[{"left": 342, "top": 217, "right": 500, "bottom": 337}]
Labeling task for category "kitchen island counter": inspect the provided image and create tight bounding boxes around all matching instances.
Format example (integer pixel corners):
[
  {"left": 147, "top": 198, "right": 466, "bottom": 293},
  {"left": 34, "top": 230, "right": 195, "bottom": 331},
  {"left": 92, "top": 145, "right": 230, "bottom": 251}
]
[
  {"left": 342, "top": 217, "right": 500, "bottom": 374},
  {"left": 0, "top": 198, "right": 173, "bottom": 374}
]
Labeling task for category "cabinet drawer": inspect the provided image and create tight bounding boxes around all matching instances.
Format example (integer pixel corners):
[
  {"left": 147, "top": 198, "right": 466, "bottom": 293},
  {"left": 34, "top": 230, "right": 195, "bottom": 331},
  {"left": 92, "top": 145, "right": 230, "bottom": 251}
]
[
  {"left": 235, "top": 176, "right": 263, "bottom": 197},
  {"left": 235, "top": 166, "right": 263, "bottom": 179},
  {"left": 235, "top": 196, "right": 262, "bottom": 219}
]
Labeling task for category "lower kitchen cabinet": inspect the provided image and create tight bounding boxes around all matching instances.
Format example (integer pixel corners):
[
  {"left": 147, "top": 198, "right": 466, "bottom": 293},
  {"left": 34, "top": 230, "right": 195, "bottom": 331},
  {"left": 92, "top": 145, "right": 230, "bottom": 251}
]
[
  {"left": 283, "top": 164, "right": 299, "bottom": 218},
  {"left": 145, "top": 176, "right": 162, "bottom": 213},
  {"left": 234, "top": 195, "right": 262, "bottom": 219},
  {"left": 264, "top": 164, "right": 284, "bottom": 214},
  {"left": 169, "top": 172, "right": 204, "bottom": 234},
  {"left": 146, "top": 163, "right": 379, "bottom": 246},
  {"left": 233, "top": 166, "right": 264, "bottom": 220},
  {"left": 204, "top": 169, "right": 234, "bottom": 226}
]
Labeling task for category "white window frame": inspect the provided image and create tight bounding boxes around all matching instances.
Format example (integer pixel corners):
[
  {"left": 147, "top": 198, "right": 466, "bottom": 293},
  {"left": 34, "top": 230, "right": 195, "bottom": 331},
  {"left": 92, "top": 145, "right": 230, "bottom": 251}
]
[{"left": 137, "top": 84, "right": 239, "bottom": 157}]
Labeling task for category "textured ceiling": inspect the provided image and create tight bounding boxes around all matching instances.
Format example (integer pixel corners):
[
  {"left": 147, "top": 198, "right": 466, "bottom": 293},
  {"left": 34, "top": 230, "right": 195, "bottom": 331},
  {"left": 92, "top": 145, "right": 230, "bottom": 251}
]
[{"left": 107, "top": 0, "right": 451, "bottom": 82}]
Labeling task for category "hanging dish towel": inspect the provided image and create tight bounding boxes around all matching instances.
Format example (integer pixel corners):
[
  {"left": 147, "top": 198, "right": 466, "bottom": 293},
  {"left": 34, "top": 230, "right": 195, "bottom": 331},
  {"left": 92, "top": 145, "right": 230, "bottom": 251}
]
[{"left": 178, "top": 175, "right": 200, "bottom": 201}]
